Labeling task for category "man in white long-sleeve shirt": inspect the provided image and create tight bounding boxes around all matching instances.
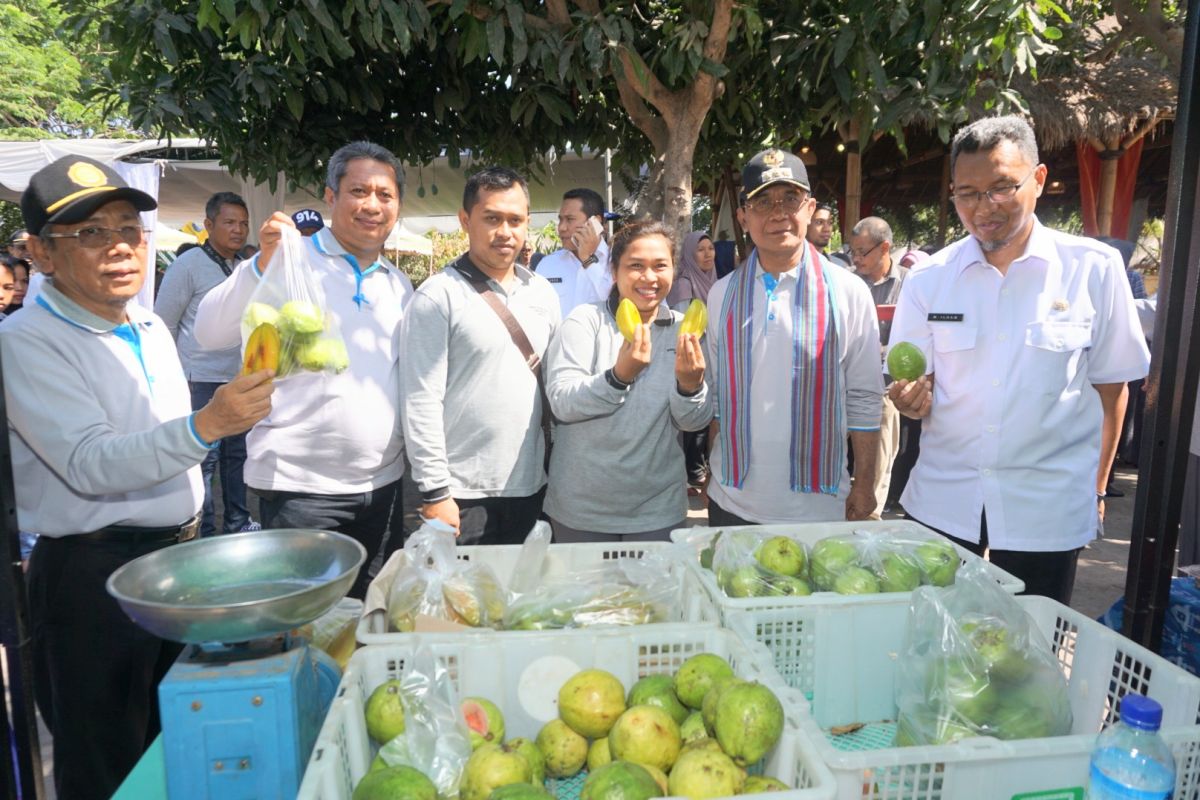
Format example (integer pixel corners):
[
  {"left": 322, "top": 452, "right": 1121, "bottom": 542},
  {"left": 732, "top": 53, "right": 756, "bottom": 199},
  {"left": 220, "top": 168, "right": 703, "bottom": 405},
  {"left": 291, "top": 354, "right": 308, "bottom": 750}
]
[
  {"left": 4, "top": 155, "right": 272, "bottom": 799},
  {"left": 705, "top": 149, "right": 884, "bottom": 525},
  {"left": 536, "top": 187, "right": 612, "bottom": 317},
  {"left": 194, "top": 141, "right": 413, "bottom": 597}
]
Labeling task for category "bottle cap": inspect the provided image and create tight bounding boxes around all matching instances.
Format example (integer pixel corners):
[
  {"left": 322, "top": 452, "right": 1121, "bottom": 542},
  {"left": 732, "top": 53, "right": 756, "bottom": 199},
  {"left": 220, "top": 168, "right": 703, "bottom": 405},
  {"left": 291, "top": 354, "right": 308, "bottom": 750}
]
[{"left": 1119, "top": 694, "right": 1164, "bottom": 731}]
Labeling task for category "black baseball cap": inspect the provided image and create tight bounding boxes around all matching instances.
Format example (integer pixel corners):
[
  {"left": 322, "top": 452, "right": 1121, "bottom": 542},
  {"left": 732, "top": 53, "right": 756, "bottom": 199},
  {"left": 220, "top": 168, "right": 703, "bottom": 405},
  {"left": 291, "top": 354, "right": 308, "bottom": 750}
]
[
  {"left": 21, "top": 156, "right": 156, "bottom": 233},
  {"left": 742, "top": 149, "right": 811, "bottom": 199},
  {"left": 292, "top": 208, "right": 325, "bottom": 232}
]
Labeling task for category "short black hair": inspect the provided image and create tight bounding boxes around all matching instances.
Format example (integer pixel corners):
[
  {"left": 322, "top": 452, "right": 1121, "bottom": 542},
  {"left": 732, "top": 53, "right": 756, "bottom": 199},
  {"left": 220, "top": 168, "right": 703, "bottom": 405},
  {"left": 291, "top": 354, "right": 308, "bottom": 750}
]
[
  {"left": 562, "top": 188, "right": 604, "bottom": 219},
  {"left": 205, "top": 192, "right": 247, "bottom": 222},
  {"left": 175, "top": 242, "right": 200, "bottom": 257},
  {"left": 463, "top": 167, "right": 530, "bottom": 213},
  {"left": 609, "top": 220, "right": 676, "bottom": 270},
  {"left": 950, "top": 116, "right": 1039, "bottom": 175},
  {"left": 814, "top": 202, "right": 835, "bottom": 215},
  {"left": 326, "top": 141, "right": 406, "bottom": 200}
]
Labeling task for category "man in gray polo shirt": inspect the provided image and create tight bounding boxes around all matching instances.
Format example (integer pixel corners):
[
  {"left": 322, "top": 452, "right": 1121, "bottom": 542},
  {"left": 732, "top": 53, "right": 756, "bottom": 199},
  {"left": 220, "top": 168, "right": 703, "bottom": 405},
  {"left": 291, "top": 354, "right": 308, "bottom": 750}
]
[
  {"left": 402, "top": 167, "right": 560, "bottom": 544},
  {"left": 155, "top": 191, "right": 255, "bottom": 535}
]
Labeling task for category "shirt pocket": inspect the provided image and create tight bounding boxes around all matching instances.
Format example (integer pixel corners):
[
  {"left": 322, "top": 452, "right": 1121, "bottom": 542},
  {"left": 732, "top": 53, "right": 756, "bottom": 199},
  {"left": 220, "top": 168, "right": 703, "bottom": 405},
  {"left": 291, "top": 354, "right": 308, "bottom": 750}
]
[
  {"left": 930, "top": 325, "right": 977, "bottom": 398},
  {"left": 1022, "top": 320, "right": 1092, "bottom": 393}
]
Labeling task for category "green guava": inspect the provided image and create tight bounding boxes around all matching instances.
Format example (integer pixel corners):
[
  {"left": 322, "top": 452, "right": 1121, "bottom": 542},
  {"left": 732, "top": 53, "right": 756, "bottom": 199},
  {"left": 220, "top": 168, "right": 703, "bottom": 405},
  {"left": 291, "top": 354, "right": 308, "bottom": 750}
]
[
  {"left": 627, "top": 675, "right": 689, "bottom": 726},
  {"left": 887, "top": 341, "right": 927, "bottom": 381},
  {"left": 279, "top": 299, "right": 325, "bottom": 334},
  {"left": 588, "top": 737, "right": 613, "bottom": 772},
  {"left": 487, "top": 783, "right": 557, "bottom": 800},
  {"left": 296, "top": 337, "right": 349, "bottom": 372},
  {"left": 742, "top": 776, "right": 790, "bottom": 793},
  {"left": 558, "top": 669, "right": 627, "bottom": 738},
  {"left": 607, "top": 705, "right": 682, "bottom": 773},
  {"left": 833, "top": 566, "right": 881, "bottom": 595},
  {"left": 535, "top": 719, "right": 587, "bottom": 779},
  {"left": 581, "top": 760, "right": 662, "bottom": 800},
  {"left": 673, "top": 653, "right": 735, "bottom": 709},
  {"left": 701, "top": 677, "right": 744, "bottom": 736},
  {"left": 461, "top": 743, "right": 533, "bottom": 800},
  {"left": 364, "top": 680, "right": 406, "bottom": 744},
  {"left": 243, "top": 302, "right": 280, "bottom": 328},
  {"left": 713, "top": 681, "right": 785, "bottom": 766},
  {"left": 915, "top": 540, "right": 960, "bottom": 587},
  {"left": 754, "top": 536, "right": 807, "bottom": 577},
  {"left": 810, "top": 538, "right": 861, "bottom": 590},
  {"left": 667, "top": 746, "right": 743, "bottom": 798},
  {"left": 678, "top": 711, "right": 708, "bottom": 744},
  {"left": 352, "top": 764, "right": 438, "bottom": 800},
  {"left": 875, "top": 551, "right": 923, "bottom": 592},
  {"left": 506, "top": 737, "right": 545, "bottom": 786},
  {"left": 462, "top": 696, "right": 506, "bottom": 750}
]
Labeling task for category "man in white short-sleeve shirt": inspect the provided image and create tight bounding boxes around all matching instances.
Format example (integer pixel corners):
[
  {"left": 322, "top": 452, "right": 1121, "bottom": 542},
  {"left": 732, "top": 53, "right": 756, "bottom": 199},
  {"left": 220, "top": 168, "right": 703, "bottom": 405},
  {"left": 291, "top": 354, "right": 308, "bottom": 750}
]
[{"left": 888, "top": 115, "right": 1150, "bottom": 604}]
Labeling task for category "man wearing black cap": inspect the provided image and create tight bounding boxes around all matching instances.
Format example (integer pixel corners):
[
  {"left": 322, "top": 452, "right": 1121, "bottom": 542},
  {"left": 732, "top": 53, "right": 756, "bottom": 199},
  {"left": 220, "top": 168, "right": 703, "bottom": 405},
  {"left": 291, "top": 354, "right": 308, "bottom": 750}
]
[
  {"left": 704, "top": 149, "right": 884, "bottom": 526},
  {"left": 2, "top": 155, "right": 275, "bottom": 799}
]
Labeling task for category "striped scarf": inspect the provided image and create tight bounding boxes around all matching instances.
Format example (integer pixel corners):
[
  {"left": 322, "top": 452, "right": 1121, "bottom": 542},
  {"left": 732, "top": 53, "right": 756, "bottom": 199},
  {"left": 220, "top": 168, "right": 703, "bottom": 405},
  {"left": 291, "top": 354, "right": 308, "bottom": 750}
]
[{"left": 716, "top": 242, "right": 844, "bottom": 494}]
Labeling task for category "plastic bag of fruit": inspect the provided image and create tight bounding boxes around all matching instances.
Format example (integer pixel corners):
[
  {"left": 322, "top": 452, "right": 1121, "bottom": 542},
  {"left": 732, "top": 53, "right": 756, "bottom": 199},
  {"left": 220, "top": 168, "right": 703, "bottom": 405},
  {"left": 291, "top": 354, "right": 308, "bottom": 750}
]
[
  {"left": 808, "top": 531, "right": 960, "bottom": 594},
  {"left": 708, "top": 528, "right": 812, "bottom": 598},
  {"left": 386, "top": 527, "right": 508, "bottom": 632},
  {"left": 894, "top": 559, "right": 1073, "bottom": 746},
  {"left": 502, "top": 553, "right": 678, "bottom": 630},
  {"left": 239, "top": 226, "right": 349, "bottom": 378},
  {"left": 375, "top": 646, "right": 473, "bottom": 796}
]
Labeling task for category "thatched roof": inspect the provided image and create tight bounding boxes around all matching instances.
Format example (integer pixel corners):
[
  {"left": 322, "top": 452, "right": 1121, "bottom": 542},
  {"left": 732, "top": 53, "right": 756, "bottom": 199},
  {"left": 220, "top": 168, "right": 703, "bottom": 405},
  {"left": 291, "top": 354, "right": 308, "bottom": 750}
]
[{"left": 1017, "top": 55, "right": 1178, "bottom": 150}]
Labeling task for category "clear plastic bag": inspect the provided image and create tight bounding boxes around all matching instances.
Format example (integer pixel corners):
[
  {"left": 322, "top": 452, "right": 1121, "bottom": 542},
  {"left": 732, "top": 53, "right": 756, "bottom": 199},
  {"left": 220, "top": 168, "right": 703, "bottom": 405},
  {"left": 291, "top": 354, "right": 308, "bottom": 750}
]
[
  {"left": 386, "top": 527, "right": 508, "bottom": 632},
  {"left": 809, "top": 530, "right": 960, "bottom": 594},
  {"left": 294, "top": 597, "right": 361, "bottom": 669},
  {"left": 375, "top": 646, "right": 473, "bottom": 796},
  {"left": 240, "top": 226, "right": 348, "bottom": 377},
  {"left": 709, "top": 529, "right": 812, "bottom": 598},
  {"left": 894, "top": 560, "right": 1073, "bottom": 746},
  {"left": 503, "top": 552, "right": 678, "bottom": 630}
]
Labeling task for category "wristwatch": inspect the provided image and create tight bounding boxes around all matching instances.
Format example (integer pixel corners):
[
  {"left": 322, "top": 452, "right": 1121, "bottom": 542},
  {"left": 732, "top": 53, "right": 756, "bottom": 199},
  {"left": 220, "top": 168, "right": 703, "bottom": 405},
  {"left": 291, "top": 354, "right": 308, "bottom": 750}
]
[{"left": 581, "top": 254, "right": 599, "bottom": 268}]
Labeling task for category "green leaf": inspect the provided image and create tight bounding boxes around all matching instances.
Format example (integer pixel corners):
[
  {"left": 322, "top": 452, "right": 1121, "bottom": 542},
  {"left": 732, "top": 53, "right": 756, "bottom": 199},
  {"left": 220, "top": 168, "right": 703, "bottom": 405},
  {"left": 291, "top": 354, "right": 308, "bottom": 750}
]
[
  {"left": 303, "top": 0, "right": 340, "bottom": 35},
  {"left": 833, "top": 26, "right": 855, "bottom": 67},
  {"left": 285, "top": 87, "right": 304, "bottom": 119},
  {"left": 699, "top": 58, "right": 728, "bottom": 78},
  {"left": 216, "top": 0, "right": 238, "bottom": 26},
  {"left": 487, "top": 14, "right": 505, "bottom": 65},
  {"left": 463, "top": 18, "right": 487, "bottom": 64},
  {"left": 1042, "top": 25, "right": 1062, "bottom": 39}
]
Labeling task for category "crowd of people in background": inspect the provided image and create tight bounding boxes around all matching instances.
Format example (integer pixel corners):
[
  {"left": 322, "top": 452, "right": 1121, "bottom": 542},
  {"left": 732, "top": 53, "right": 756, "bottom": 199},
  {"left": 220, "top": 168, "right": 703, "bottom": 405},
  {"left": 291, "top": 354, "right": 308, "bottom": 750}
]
[{"left": 0, "top": 114, "right": 1178, "bottom": 798}]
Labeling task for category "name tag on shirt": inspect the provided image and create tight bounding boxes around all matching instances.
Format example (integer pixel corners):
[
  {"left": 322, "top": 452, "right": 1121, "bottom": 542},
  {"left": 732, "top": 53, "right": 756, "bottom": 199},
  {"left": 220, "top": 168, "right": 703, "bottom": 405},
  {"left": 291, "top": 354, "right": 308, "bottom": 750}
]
[
  {"left": 928, "top": 313, "right": 965, "bottom": 322},
  {"left": 546, "top": 277, "right": 563, "bottom": 284}
]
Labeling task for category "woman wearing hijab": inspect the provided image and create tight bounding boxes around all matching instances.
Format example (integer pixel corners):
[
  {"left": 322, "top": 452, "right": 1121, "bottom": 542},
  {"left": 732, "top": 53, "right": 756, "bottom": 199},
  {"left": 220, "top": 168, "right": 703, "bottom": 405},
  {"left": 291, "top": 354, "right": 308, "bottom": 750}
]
[{"left": 667, "top": 231, "right": 717, "bottom": 496}]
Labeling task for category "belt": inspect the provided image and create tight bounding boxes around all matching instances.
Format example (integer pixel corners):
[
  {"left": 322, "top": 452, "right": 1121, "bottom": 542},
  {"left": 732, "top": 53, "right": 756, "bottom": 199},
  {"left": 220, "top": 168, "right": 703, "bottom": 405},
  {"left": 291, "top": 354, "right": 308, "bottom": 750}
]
[{"left": 70, "top": 515, "right": 201, "bottom": 545}]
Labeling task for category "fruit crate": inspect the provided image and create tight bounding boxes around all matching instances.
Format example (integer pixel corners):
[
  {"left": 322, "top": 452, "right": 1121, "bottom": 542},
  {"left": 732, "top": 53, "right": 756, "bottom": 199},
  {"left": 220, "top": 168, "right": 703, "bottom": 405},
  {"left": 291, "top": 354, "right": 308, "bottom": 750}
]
[
  {"left": 726, "top": 597, "right": 1200, "bottom": 799},
  {"left": 357, "top": 540, "right": 719, "bottom": 644},
  {"left": 671, "top": 521, "right": 1024, "bottom": 625},
  {"left": 298, "top": 628, "right": 836, "bottom": 800}
]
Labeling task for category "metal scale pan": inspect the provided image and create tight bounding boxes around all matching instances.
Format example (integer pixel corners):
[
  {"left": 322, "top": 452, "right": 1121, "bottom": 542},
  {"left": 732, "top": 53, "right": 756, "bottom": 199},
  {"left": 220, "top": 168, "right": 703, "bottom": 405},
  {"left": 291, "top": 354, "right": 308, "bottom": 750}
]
[{"left": 106, "top": 528, "right": 366, "bottom": 644}]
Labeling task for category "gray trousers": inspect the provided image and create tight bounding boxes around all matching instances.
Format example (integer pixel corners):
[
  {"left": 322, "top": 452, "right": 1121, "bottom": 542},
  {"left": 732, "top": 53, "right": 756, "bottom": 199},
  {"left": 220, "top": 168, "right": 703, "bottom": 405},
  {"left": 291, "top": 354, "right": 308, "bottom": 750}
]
[{"left": 550, "top": 517, "right": 682, "bottom": 543}]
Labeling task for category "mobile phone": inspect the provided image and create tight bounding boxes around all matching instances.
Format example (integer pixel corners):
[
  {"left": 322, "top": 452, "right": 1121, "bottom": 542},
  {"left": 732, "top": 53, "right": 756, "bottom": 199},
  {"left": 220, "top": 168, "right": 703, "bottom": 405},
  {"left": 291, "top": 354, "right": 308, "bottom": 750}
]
[{"left": 587, "top": 216, "right": 603, "bottom": 237}]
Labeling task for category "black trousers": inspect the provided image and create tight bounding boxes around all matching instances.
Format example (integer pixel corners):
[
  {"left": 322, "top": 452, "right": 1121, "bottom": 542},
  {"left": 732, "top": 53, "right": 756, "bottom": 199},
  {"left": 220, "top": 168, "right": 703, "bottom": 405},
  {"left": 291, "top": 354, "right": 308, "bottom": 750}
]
[
  {"left": 682, "top": 429, "right": 709, "bottom": 487},
  {"left": 258, "top": 478, "right": 402, "bottom": 599},
  {"left": 909, "top": 512, "right": 1081, "bottom": 605},
  {"left": 707, "top": 497, "right": 757, "bottom": 527},
  {"left": 457, "top": 488, "right": 546, "bottom": 545},
  {"left": 28, "top": 535, "right": 185, "bottom": 800}
]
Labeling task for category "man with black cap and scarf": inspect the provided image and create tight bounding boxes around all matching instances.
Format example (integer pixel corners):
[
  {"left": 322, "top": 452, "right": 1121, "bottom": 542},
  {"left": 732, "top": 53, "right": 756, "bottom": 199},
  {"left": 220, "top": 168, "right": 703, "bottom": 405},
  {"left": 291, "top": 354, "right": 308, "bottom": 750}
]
[{"left": 2, "top": 155, "right": 274, "bottom": 799}]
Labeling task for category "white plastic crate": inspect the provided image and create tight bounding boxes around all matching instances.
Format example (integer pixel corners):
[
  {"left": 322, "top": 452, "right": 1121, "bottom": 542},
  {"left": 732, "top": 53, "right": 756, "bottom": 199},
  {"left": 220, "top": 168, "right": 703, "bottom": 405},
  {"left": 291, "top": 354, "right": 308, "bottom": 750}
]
[
  {"left": 299, "top": 627, "right": 836, "bottom": 800},
  {"left": 671, "top": 521, "right": 1024, "bottom": 624},
  {"left": 727, "top": 596, "right": 1200, "bottom": 799},
  {"left": 358, "top": 540, "right": 719, "bottom": 644}
]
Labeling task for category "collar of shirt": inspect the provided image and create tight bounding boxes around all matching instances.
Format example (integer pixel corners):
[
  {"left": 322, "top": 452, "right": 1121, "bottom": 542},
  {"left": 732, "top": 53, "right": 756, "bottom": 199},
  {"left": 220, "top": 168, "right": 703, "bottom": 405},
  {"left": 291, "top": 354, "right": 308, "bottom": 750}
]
[
  {"left": 753, "top": 247, "right": 806, "bottom": 287},
  {"left": 310, "top": 228, "right": 391, "bottom": 274},
  {"left": 36, "top": 283, "right": 154, "bottom": 335},
  {"left": 605, "top": 290, "right": 673, "bottom": 326},
  {"left": 956, "top": 216, "right": 1057, "bottom": 277}
]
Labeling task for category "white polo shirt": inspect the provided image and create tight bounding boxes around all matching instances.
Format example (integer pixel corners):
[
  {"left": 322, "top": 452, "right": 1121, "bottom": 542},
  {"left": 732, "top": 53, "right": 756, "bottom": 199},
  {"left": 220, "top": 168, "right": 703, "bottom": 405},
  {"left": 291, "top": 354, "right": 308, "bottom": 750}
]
[
  {"left": 1, "top": 286, "right": 207, "bottom": 536},
  {"left": 704, "top": 255, "right": 885, "bottom": 523},
  {"left": 536, "top": 240, "right": 613, "bottom": 318},
  {"left": 195, "top": 228, "right": 413, "bottom": 494},
  {"left": 890, "top": 220, "right": 1150, "bottom": 551}
]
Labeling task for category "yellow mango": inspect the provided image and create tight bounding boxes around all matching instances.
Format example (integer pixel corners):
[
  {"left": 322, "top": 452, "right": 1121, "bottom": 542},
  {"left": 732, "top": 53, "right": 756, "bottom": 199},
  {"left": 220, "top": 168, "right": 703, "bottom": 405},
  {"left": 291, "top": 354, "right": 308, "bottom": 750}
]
[
  {"left": 616, "top": 298, "right": 641, "bottom": 343},
  {"left": 680, "top": 299, "right": 708, "bottom": 337},
  {"left": 243, "top": 322, "right": 281, "bottom": 375}
]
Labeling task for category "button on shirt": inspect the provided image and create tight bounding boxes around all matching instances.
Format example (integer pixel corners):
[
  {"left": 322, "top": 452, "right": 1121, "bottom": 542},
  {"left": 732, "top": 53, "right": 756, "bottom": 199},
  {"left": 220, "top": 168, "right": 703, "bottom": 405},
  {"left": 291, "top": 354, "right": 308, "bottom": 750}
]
[
  {"left": 154, "top": 245, "right": 241, "bottom": 382},
  {"left": 889, "top": 220, "right": 1151, "bottom": 551},
  {"left": 0, "top": 285, "right": 207, "bottom": 535},
  {"left": 194, "top": 228, "right": 413, "bottom": 494},
  {"left": 536, "top": 240, "right": 613, "bottom": 318},
  {"left": 704, "top": 257, "right": 884, "bottom": 523}
]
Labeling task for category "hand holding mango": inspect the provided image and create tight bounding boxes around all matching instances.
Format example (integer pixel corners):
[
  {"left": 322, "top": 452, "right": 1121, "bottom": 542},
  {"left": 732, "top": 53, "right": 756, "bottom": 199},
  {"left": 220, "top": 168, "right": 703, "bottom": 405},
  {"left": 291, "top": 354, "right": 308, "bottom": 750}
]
[{"left": 614, "top": 298, "right": 651, "bottom": 384}]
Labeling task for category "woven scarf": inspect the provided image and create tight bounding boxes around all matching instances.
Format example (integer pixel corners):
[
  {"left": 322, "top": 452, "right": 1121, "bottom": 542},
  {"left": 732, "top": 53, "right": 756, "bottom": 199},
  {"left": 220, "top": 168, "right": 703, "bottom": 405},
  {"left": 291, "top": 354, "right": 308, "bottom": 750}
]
[{"left": 716, "top": 242, "right": 844, "bottom": 494}]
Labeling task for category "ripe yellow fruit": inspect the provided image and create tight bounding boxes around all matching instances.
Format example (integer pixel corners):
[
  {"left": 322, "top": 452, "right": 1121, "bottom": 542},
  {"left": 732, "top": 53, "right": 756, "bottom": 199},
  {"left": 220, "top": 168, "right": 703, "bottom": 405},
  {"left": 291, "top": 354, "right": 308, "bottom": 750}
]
[
  {"left": 616, "top": 298, "right": 641, "bottom": 343},
  {"left": 679, "top": 299, "right": 708, "bottom": 337},
  {"left": 242, "top": 323, "right": 281, "bottom": 375}
]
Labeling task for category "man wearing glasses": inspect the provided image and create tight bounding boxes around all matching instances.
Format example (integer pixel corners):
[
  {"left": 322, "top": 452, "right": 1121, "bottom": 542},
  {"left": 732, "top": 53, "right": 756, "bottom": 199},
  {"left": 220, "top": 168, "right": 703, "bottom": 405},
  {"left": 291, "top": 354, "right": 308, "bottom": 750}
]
[
  {"left": 8, "top": 229, "right": 30, "bottom": 260},
  {"left": 888, "top": 116, "right": 1149, "bottom": 603},
  {"left": 704, "top": 149, "right": 884, "bottom": 526},
  {"left": 2, "top": 156, "right": 274, "bottom": 798}
]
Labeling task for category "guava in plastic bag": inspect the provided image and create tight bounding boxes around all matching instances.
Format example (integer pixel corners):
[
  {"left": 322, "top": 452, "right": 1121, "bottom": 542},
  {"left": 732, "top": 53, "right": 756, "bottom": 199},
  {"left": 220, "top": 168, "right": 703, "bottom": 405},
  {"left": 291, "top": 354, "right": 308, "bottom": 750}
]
[
  {"left": 894, "top": 560, "right": 1073, "bottom": 746},
  {"left": 375, "top": 646, "right": 473, "bottom": 796},
  {"left": 709, "top": 529, "right": 812, "bottom": 598}
]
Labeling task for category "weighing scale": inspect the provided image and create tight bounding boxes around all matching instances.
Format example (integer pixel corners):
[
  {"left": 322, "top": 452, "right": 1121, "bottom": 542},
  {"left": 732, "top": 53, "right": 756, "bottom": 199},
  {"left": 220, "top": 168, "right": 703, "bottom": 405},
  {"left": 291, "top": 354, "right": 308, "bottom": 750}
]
[{"left": 107, "top": 529, "right": 365, "bottom": 800}]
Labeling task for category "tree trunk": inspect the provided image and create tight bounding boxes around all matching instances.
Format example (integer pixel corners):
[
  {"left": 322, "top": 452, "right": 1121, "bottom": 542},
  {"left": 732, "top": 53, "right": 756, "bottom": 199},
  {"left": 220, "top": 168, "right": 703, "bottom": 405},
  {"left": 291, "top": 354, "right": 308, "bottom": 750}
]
[
  {"left": 844, "top": 120, "right": 862, "bottom": 235},
  {"left": 1097, "top": 137, "right": 1122, "bottom": 237}
]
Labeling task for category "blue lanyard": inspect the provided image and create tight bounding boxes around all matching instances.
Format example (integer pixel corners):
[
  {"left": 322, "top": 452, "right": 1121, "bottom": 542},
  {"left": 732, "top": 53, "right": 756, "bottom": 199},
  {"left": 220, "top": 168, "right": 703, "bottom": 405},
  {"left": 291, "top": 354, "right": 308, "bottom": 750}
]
[{"left": 111, "top": 322, "right": 155, "bottom": 396}]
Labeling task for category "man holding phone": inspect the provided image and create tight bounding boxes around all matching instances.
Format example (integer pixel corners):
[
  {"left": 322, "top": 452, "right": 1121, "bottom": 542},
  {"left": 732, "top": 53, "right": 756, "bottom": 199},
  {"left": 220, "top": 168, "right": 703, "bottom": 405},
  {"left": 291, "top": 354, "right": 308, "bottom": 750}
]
[{"left": 537, "top": 187, "right": 612, "bottom": 318}]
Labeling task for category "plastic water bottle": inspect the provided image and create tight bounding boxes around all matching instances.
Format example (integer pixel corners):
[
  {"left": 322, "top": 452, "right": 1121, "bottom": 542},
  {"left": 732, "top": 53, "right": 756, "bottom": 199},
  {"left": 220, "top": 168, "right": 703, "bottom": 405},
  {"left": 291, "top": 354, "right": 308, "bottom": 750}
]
[{"left": 1088, "top": 695, "right": 1176, "bottom": 799}]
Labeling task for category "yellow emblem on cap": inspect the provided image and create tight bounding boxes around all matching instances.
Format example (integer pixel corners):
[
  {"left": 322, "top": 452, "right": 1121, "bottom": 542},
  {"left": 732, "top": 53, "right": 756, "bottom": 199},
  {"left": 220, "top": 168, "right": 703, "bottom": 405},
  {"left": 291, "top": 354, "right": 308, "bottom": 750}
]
[
  {"left": 761, "top": 149, "right": 785, "bottom": 167},
  {"left": 66, "top": 162, "right": 108, "bottom": 188}
]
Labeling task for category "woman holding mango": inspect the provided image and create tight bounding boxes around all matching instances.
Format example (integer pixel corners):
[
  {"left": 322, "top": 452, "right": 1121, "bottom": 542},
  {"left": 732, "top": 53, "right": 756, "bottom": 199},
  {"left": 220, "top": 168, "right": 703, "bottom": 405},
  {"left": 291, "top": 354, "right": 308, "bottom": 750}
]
[{"left": 543, "top": 221, "right": 713, "bottom": 542}]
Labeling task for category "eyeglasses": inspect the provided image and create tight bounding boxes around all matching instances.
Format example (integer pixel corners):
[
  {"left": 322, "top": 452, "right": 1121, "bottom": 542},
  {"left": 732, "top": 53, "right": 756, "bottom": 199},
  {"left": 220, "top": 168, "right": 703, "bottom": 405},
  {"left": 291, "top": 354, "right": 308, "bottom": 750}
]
[
  {"left": 950, "top": 168, "right": 1038, "bottom": 208},
  {"left": 851, "top": 241, "right": 883, "bottom": 261},
  {"left": 744, "top": 192, "right": 808, "bottom": 216},
  {"left": 9, "top": 241, "right": 28, "bottom": 252},
  {"left": 42, "top": 225, "right": 149, "bottom": 249}
]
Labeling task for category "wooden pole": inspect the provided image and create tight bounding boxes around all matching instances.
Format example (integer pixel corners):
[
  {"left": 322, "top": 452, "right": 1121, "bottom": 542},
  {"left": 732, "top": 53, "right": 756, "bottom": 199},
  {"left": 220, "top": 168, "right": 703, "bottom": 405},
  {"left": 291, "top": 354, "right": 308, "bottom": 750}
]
[
  {"left": 844, "top": 119, "right": 862, "bottom": 235},
  {"left": 1096, "top": 136, "right": 1122, "bottom": 237},
  {"left": 937, "top": 151, "right": 952, "bottom": 247}
]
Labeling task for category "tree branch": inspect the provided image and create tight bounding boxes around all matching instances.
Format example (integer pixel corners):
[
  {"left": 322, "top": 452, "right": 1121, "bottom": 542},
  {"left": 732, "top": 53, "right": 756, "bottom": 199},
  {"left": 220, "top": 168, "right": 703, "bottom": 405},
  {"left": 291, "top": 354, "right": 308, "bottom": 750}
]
[
  {"left": 614, "top": 63, "right": 669, "bottom": 154},
  {"left": 1123, "top": 111, "right": 1162, "bottom": 148},
  {"left": 572, "top": 0, "right": 601, "bottom": 15},
  {"left": 617, "top": 46, "right": 673, "bottom": 111},
  {"left": 702, "top": 0, "right": 735, "bottom": 64},
  {"left": 1111, "top": 0, "right": 1183, "bottom": 78},
  {"left": 545, "top": 0, "right": 569, "bottom": 27}
]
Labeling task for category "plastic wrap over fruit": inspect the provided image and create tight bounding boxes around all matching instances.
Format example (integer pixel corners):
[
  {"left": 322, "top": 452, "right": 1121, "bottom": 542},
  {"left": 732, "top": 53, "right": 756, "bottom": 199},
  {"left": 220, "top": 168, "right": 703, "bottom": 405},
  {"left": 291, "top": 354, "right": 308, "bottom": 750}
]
[
  {"left": 386, "top": 527, "right": 509, "bottom": 631},
  {"left": 239, "top": 227, "right": 350, "bottom": 378},
  {"left": 376, "top": 646, "right": 474, "bottom": 796},
  {"left": 894, "top": 560, "right": 1073, "bottom": 746},
  {"left": 709, "top": 529, "right": 812, "bottom": 598},
  {"left": 502, "top": 553, "right": 678, "bottom": 630}
]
